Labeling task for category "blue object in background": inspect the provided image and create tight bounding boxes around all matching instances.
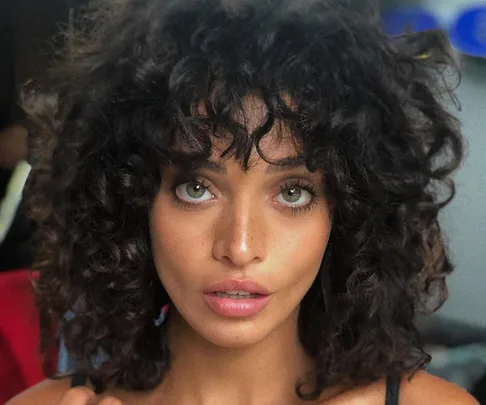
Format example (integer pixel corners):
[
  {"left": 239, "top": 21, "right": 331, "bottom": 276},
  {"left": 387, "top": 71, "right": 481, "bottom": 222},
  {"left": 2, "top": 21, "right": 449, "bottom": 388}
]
[
  {"left": 57, "top": 337, "right": 78, "bottom": 374},
  {"left": 382, "top": 7, "right": 440, "bottom": 35},
  {"left": 449, "top": 6, "right": 486, "bottom": 58},
  {"left": 382, "top": 5, "right": 486, "bottom": 58}
]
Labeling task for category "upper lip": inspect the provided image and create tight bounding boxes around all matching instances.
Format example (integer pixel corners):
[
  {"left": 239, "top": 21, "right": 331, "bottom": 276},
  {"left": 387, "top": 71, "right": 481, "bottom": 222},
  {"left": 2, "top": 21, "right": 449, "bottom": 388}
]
[{"left": 205, "top": 279, "right": 270, "bottom": 295}]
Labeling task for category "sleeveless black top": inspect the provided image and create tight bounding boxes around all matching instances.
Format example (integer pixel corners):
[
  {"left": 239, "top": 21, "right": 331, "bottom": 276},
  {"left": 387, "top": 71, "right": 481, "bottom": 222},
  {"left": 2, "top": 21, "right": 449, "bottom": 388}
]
[{"left": 71, "top": 374, "right": 401, "bottom": 404}]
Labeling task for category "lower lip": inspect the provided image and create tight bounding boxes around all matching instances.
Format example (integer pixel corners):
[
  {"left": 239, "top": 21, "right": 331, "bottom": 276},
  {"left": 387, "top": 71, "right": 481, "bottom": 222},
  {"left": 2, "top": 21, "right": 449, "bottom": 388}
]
[{"left": 204, "top": 293, "right": 271, "bottom": 317}]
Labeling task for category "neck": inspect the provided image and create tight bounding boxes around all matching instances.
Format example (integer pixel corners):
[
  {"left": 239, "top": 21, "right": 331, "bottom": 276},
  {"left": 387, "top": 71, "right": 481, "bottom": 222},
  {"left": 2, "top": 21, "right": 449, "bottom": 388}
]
[{"left": 159, "top": 309, "right": 313, "bottom": 405}]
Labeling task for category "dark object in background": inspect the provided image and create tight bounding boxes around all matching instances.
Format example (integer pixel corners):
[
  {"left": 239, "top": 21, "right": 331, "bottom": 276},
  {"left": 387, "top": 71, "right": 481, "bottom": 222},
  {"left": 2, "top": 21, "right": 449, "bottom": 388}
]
[
  {"left": 0, "top": 0, "right": 16, "bottom": 129},
  {"left": 418, "top": 315, "right": 486, "bottom": 347},
  {"left": 0, "top": 0, "right": 72, "bottom": 271},
  {"left": 418, "top": 315, "right": 486, "bottom": 403},
  {"left": 472, "top": 373, "right": 486, "bottom": 405}
]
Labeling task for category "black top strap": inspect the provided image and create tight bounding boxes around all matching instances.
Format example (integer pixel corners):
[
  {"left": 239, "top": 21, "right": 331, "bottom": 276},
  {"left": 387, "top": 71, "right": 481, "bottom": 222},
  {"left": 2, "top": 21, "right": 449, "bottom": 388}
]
[
  {"left": 71, "top": 373, "right": 88, "bottom": 388},
  {"left": 385, "top": 376, "right": 401, "bottom": 405},
  {"left": 71, "top": 373, "right": 104, "bottom": 394}
]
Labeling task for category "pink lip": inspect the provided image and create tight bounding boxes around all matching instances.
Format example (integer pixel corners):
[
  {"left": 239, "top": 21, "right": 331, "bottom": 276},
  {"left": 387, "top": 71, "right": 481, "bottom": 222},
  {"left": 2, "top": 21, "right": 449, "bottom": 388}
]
[
  {"left": 203, "top": 279, "right": 271, "bottom": 318},
  {"left": 205, "top": 279, "right": 270, "bottom": 295}
]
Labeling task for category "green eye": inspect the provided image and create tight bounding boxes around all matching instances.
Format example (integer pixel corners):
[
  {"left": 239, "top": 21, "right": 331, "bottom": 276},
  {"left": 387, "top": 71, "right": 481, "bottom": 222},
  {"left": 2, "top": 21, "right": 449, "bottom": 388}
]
[
  {"left": 281, "top": 187, "right": 302, "bottom": 203},
  {"left": 175, "top": 181, "right": 212, "bottom": 203},
  {"left": 185, "top": 183, "right": 206, "bottom": 199},
  {"left": 276, "top": 185, "right": 313, "bottom": 208}
]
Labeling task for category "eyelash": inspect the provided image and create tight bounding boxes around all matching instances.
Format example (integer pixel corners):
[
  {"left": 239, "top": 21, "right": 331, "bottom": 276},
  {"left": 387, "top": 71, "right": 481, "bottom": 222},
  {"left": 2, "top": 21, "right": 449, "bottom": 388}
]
[
  {"left": 171, "top": 176, "right": 212, "bottom": 211},
  {"left": 279, "top": 180, "right": 319, "bottom": 214},
  {"left": 170, "top": 177, "right": 319, "bottom": 213}
]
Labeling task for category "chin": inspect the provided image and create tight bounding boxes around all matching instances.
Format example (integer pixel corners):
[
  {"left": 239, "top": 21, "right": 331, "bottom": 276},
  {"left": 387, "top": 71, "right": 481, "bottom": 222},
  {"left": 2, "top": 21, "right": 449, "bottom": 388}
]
[
  {"left": 200, "top": 324, "right": 271, "bottom": 349},
  {"left": 182, "top": 314, "right": 273, "bottom": 349}
]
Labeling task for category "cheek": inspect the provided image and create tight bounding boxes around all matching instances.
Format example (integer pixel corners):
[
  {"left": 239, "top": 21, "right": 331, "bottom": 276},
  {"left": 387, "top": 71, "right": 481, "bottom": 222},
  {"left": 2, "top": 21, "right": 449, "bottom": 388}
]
[
  {"left": 270, "top": 211, "right": 331, "bottom": 289},
  {"left": 149, "top": 196, "right": 207, "bottom": 288},
  {"left": 275, "top": 211, "right": 331, "bottom": 262}
]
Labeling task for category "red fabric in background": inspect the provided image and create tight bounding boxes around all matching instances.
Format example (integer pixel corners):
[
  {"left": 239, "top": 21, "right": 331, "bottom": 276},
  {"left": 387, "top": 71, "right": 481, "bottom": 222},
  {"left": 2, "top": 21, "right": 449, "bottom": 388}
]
[{"left": 0, "top": 270, "right": 51, "bottom": 403}]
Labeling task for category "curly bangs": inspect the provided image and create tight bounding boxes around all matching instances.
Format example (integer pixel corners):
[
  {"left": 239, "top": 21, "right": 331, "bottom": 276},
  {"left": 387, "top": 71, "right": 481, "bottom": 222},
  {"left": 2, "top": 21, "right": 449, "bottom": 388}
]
[{"left": 24, "top": 0, "right": 463, "bottom": 398}]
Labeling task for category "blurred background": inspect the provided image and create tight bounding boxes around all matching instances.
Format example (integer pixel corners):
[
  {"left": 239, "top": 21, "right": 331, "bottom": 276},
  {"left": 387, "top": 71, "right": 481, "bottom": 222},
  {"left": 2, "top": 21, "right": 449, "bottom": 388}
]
[{"left": 0, "top": 0, "right": 485, "bottom": 402}]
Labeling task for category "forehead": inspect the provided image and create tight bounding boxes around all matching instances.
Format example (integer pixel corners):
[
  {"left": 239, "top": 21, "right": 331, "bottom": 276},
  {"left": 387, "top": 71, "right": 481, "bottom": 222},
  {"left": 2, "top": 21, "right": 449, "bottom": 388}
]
[
  {"left": 210, "top": 131, "right": 301, "bottom": 165},
  {"left": 172, "top": 93, "right": 303, "bottom": 167}
]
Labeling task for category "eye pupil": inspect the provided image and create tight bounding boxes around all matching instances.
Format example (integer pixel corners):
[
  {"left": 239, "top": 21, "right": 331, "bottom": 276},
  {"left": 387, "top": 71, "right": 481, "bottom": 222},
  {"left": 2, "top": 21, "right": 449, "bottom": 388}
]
[
  {"left": 283, "top": 187, "right": 301, "bottom": 203},
  {"left": 186, "top": 183, "right": 206, "bottom": 198}
]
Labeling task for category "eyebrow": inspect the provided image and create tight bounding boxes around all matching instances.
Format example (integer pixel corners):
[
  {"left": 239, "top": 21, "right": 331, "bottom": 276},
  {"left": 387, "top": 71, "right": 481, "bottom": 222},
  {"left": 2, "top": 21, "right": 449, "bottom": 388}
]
[
  {"left": 169, "top": 153, "right": 306, "bottom": 174},
  {"left": 191, "top": 159, "right": 227, "bottom": 174},
  {"left": 166, "top": 152, "right": 227, "bottom": 174},
  {"left": 264, "top": 156, "right": 307, "bottom": 173},
  {"left": 195, "top": 156, "right": 307, "bottom": 174}
]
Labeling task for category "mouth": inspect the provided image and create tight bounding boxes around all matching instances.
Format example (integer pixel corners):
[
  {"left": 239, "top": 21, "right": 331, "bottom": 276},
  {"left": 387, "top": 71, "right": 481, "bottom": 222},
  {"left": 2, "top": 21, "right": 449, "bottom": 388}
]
[
  {"left": 204, "top": 280, "right": 272, "bottom": 317},
  {"left": 205, "top": 279, "right": 270, "bottom": 295},
  {"left": 211, "top": 291, "right": 263, "bottom": 299}
]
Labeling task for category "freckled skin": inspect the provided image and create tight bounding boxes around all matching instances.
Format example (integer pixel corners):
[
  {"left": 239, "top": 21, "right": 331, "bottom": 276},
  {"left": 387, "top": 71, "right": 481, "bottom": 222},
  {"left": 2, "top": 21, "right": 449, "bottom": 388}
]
[{"left": 150, "top": 119, "right": 332, "bottom": 348}]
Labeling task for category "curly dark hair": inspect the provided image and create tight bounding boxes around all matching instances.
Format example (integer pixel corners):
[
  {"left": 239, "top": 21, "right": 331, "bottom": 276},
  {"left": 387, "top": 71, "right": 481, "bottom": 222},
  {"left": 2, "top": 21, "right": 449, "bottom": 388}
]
[{"left": 24, "top": 0, "right": 463, "bottom": 400}]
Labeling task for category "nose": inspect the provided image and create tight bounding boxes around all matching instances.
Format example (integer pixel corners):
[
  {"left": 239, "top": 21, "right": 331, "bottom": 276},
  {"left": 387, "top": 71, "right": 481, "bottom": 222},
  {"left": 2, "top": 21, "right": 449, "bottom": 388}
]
[{"left": 212, "top": 200, "right": 267, "bottom": 268}]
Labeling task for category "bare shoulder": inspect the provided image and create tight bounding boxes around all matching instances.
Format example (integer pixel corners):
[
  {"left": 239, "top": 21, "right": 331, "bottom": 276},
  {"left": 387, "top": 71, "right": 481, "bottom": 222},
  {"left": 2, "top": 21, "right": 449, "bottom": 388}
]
[
  {"left": 400, "top": 371, "right": 479, "bottom": 405},
  {"left": 323, "top": 372, "right": 479, "bottom": 405},
  {"left": 5, "top": 378, "right": 74, "bottom": 405}
]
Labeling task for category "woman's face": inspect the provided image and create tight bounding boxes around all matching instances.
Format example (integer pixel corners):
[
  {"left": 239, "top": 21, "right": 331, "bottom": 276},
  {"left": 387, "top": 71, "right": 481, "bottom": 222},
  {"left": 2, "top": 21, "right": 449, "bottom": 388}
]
[{"left": 149, "top": 108, "right": 332, "bottom": 349}]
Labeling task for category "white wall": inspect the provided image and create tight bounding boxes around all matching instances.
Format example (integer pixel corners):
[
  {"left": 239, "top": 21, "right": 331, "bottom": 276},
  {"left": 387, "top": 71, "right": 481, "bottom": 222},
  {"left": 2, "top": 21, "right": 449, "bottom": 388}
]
[
  {"left": 439, "top": 63, "right": 486, "bottom": 327},
  {"left": 419, "top": 0, "right": 486, "bottom": 326}
]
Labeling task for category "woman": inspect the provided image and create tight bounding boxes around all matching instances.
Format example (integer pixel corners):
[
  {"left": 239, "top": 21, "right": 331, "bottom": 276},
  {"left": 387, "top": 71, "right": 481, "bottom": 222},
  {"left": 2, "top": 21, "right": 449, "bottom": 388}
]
[{"left": 8, "top": 0, "right": 478, "bottom": 404}]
